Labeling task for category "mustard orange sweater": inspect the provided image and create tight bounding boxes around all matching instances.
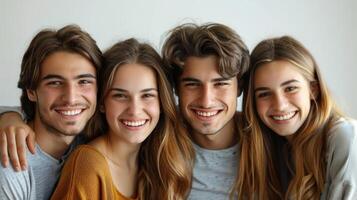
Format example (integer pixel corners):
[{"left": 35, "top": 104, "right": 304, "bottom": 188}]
[{"left": 51, "top": 145, "right": 136, "bottom": 200}]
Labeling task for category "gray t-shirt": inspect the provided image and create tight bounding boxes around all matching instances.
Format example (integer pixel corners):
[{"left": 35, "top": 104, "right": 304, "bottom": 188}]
[
  {"left": 0, "top": 138, "right": 80, "bottom": 200},
  {"left": 321, "top": 118, "right": 357, "bottom": 199},
  {"left": 188, "top": 143, "right": 238, "bottom": 200}
]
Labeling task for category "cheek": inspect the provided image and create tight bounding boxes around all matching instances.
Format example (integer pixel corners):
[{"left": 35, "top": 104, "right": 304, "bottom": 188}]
[
  {"left": 294, "top": 91, "right": 312, "bottom": 111},
  {"left": 178, "top": 90, "right": 192, "bottom": 106},
  {"left": 255, "top": 99, "right": 268, "bottom": 119},
  {"left": 217, "top": 88, "right": 237, "bottom": 105},
  {"left": 104, "top": 100, "right": 125, "bottom": 118},
  {"left": 37, "top": 90, "right": 59, "bottom": 104},
  {"left": 145, "top": 100, "right": 161, "bottom": 119},
  {"left": 81, "top": 86, "right": 97, "bottom": 100}
]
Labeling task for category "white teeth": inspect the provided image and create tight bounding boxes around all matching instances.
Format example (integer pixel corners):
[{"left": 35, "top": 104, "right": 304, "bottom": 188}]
[
  {"left": 59, "top": 109, "right": 82, "bottom": 116},
  {"left": 272, "top": 112, "right": 296, "bottom": 121},
  {"left": 196, "top": 111, "right": 218, "bottom": 117},
  {"left": 122, "top": 120, "right": 146, "bottom": 127}
]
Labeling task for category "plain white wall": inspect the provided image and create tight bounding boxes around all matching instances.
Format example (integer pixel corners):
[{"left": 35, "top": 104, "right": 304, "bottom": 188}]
[{"left": 1, "top": 0, "right": 356, "bottom": 118}]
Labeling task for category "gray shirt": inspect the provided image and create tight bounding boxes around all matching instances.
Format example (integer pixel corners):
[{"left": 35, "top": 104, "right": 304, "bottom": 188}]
[
  {"left": 188, "top": 143, "right": 238, "bottom": 200},
  {"left": 0, "top": 139, "right": 80, "bottom": 200},
  {"left": 321, "top": 118, "right": 357, "bottom": 199}
]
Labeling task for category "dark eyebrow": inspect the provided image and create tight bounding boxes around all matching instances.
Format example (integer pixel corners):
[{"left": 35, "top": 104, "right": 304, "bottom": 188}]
[
  {"left": 42, "top": 73, "right": 96, "bottom": 81},
  {"left": 181, "top": 77, "right": 231, "bottom": 83},
  {"left": 76, "top": 74, "right": 96, "bottom": 79},
  {"left": 109, "top": 88, "right": 127, "bottom": 93},
  {"left": 254, "top": 87, "right": 269, "bottom": 93},
  {"left": 212, "top": 77, "right": 232, "bottom": 82},
  {"left": 141, "top": 88, "right": 158, "bottom": 93},
  {"left": 181, "top": 77, "right": 200, "bottom": 82},
  {"left": 254, "top": 79, "right": 300, "bottom": 93},
  {"left": 42, "top": 75, "right": 65, "bottom": 81}
]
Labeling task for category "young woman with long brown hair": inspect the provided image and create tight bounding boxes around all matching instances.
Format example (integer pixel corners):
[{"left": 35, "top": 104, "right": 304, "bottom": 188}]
[
  {"left": 241, "top": 36, "right": 357, "bottom": 199},
  {"left": 50, "top": 38, "right": 194, "bottom": 200}
]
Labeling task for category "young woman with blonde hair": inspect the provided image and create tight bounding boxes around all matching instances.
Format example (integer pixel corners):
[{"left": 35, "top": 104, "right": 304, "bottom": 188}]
[{"left": 240, "top": 36, "right": 357, "bottom": 199}]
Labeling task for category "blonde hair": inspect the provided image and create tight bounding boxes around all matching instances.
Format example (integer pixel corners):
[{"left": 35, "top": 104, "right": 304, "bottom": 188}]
[
  {"left": 240, "top": 36, "right": 342, "bottom": 199},
  {"left": 95, "top": 38, "right": 194, "bottom": 199}
]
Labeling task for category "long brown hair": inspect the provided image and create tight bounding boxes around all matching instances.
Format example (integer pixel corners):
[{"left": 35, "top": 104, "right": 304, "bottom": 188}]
[
  {"left": 95, "top": 38, "right": 194, "bottom": 200},
  {"left": 242, "top": 36, "right": 341, "bottom": 199}
]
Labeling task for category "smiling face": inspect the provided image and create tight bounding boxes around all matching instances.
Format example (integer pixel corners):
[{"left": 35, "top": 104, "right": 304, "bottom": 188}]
[
  {"left": 254, "top": 60, "right": 314, "bottom": 137},
  {"left": 27, "top": 51, "right": 97, "bottom": 136},
  {"left": 103, "top": 63, "right": 160, "bottom": 145},
  {"left": 178, "top": 56, "right": 238, "bottom": 144}
]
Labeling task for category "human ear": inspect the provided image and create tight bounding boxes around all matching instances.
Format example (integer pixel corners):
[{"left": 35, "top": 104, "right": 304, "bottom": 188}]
[
  {"left": 26, "top": 89, "right": 37, "bottom": 102},
  {"left": 310, "top": 81, "right": 319, "bottom": 99}
]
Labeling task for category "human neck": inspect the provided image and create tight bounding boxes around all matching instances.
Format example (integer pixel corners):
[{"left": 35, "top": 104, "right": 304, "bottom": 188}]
[
  {"left": 101, "top": 133, "right": 140, "bottom": 170},
  {"left": 192, "top": 118, "right": 238, "bottom": 150},
  {"left": 29, "top": 117, "right": 75, "bottom": 160}
]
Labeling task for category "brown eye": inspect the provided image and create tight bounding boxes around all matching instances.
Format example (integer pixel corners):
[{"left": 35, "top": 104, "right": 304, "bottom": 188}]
[
  {"left": 256, "top": 92, "right": 271, "bottom": 98},
  {"left": 47, "top": 81, "right": 62, "bottom": 86},
  {"left": 285, "top": 86, "right": 298, "bottom": 92}
]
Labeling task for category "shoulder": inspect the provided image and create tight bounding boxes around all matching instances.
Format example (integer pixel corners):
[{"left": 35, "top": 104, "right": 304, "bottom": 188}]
[
  {"left": 0, "top": 165, "right": 31, "bottom": 183},
  {"left": 325, "top": 118, "right": 357, "bottom": 174},
  {"left": 65, "top": 145, "right": 108, "bottom": 170},
  {"left": 62, "top": 145, "right": 109, "bottom": 178},
  {"left": 0, "top": 165, "right": 33, "bottom": 199},
  {"left": 323, "top": 118, "right": 357, "bottom": 198},
  {"left": 51, "top": 145, "right": 112, "bottom": 199},
  {"left": 327, "top": 118, "right": 357, "bottom": 151}
]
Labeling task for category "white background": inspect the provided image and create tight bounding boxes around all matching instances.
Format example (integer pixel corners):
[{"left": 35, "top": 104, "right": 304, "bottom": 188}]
[{"left": 1, "top": 0, "right": 356, "bottom": 117}]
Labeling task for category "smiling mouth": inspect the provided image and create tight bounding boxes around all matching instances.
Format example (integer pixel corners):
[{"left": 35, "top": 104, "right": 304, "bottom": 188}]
[
  {"left": 270, "top": 111, "right": 297, "bottom": 121},
  {"left": 192, "top": 109, "right": 222, "bottom": 119},
  {"left": 55, "top": 109, "right": 85, "bottom": 117},
  {"left": 121, "top": 120, "right": 148, "bottom": 127}
]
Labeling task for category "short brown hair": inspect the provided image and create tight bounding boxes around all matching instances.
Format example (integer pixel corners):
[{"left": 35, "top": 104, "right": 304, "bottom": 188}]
[
  {"left": 18, "top": 25, "right": 102, "bottom": 120},
  {"left": 162, "top": 23, "right": 250, "bottom": 95}
]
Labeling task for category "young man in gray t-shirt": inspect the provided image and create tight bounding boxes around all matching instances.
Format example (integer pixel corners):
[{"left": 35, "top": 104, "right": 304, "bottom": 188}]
[
  {"left": 0, "top": 25, "right": 101, "bottom": 200},
  {"left": 161, "top": 23, "right": 249, "bottom": 199}
]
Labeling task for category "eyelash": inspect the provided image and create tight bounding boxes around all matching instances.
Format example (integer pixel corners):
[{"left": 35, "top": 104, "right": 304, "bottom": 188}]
[
  {"left": 47, "top": 81, "right": 62, "bottom": 86},
  {"left": 285, "top": 86, "right": 298, "bottom": 92},
  {"left": 79, "top": 79, "right": 94, "bottom": 85},
  {"left": 257, "top": 92, "right": 270, "bottom": 98},
  {"left": 184, "top": 82, "right": 200, "bottom": 87},
  {"left": 142, "top": 93, "right": 156, "bottom": 98},
  {"left": 215, "top": 82, "right": 229, "bottom": 86}
]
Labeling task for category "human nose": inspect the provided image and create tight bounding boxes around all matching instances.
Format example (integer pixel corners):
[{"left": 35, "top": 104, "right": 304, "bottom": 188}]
[
  {"left": 62, "top": 83, "right": 78, "bottom": 105},
  {"left": 127, "top": 97, "right": 142, "bottom": 116},
  {"left": 198, "top": 85, "right": 214, "bottom": 108},
  {"left": 272, "top": 93, "right": 288, "bottom": 111}
]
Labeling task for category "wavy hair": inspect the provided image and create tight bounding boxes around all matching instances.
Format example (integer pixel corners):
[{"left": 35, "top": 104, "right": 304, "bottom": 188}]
[
  {"left": 18, "top": 25, "right": 102, "bottom": 122},
  {"left": 95, "top": 38, "right": 194, "bottom": 200},
  {"left": 162, "top": 22, "right": 251, "bottom": 199},
  {"left": 162, "top": 22, "right": 250, "bottom": 96},
  {"left": 241, "top": 36, "right": 342, "bottom": 199}
]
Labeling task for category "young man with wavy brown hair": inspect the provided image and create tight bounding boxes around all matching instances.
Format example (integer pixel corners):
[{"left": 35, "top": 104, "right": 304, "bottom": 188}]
[
  {"left": 0, "top": 25, "right": 102, "bottom": 200},
  {"left": 162, "top": 22, "right": 250, "bottom": 199}
]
